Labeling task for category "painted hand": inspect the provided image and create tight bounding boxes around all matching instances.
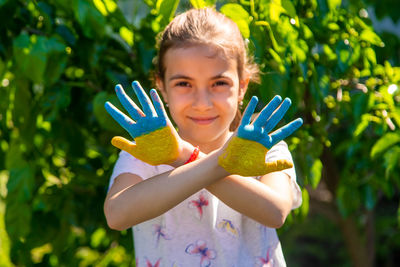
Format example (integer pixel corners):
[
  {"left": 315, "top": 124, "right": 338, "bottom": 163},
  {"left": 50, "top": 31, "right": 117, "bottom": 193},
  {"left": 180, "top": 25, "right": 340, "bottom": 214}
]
[
  {"left": 218, "top": 95, "right": 303, "bottom": 176},
  {"left": 104, "top": 81, "right": 179, "bottom": 165}
]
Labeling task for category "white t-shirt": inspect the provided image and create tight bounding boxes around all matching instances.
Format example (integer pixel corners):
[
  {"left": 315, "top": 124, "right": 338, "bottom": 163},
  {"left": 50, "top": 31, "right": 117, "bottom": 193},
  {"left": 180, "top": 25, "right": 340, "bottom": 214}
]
[{"left": 109, "top": 141, "right": 302, "bottom": 267}]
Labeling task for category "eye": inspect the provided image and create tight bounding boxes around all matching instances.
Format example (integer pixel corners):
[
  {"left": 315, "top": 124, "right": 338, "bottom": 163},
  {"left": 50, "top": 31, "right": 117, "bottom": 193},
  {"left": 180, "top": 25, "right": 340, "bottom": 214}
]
[
  {"left": 213, "top": 80, "right": 229, "bottom": 87},
  {"left": 175, "top": 81, "right": 191, "bottom": 87}
]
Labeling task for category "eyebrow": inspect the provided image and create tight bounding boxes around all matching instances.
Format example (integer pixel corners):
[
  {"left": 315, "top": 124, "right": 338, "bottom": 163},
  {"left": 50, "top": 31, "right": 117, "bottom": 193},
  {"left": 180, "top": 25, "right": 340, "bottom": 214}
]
[{"left": 168, "top": 73, "right": 231, "bottom": 82}]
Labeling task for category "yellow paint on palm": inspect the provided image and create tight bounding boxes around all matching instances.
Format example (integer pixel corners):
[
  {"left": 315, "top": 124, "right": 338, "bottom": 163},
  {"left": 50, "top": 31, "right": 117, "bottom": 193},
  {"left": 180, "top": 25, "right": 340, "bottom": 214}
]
[
  {"left": 218, "top": 137, "right": 293, "bottom": 176},
  {"left": 111, "top": 126, "right": 179, "bottom": 165}
]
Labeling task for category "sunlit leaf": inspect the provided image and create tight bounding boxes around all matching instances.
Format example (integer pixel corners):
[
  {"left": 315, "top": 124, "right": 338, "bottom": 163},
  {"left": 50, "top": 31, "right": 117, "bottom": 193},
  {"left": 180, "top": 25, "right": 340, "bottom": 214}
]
[
  {"left": 360, "top": 30, "right": 383, "bottom": 46},
  {"left": 190, "top": 0, "right": 215, "bottom": 8},
  {"left": 156, "top": 0, "right": 180, "bottom": 28},
  {"left": 119, "top": 26, "right": 134, "bottom": 46},
  {"left": 370, "top": 132, "right": 400, "bottom": 158},
  {"left": 326, "top": 0, "right": 341, "bottom": 10},
  {"left": 310, "top": 159, "right": 322, "bottom": 188},
  {"left": 220, "top": 3, "right": 251, "bottom": 38}
]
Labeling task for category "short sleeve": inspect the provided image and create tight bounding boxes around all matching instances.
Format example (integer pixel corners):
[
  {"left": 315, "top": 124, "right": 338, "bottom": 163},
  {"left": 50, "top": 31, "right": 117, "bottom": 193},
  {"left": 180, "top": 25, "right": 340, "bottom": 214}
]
[
  {"left": 108, "top": 150, "right": 173, "bottom": 190},
  {"left": 265, "top": 141, "right": 302, "bottom": 209}
]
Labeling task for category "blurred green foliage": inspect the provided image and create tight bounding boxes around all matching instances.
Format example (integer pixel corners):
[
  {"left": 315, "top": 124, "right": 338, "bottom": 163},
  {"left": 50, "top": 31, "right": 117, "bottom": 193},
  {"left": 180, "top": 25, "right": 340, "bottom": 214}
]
[{"left": 0, "top": 0, "right": 399, "bottom": 266}]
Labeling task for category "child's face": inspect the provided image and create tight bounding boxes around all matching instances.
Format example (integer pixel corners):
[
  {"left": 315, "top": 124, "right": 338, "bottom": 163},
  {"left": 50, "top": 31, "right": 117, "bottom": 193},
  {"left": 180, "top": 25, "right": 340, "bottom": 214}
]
[{"left": 158, "top": 45, "right": 248, "bottom": 149}]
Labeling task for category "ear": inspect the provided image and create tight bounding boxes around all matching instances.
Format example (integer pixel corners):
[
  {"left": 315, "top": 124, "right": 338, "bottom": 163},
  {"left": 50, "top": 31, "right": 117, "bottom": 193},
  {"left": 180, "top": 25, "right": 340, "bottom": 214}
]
[
  {"left": 155, "top": 75, "right": 168, "bottom": 103},
  {"left": 238, "top": 76, "right": 250, "bottom": 101}
]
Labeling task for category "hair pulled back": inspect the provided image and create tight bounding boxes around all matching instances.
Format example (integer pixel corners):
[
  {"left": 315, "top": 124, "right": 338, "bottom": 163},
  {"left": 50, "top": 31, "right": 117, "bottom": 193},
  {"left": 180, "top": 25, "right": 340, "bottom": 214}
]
[
  {"left": 156, "top": 7, "right": 259, "bottom": 82},
  {"left": 155, "top": 8, "right": 260, "bottom": 130}
]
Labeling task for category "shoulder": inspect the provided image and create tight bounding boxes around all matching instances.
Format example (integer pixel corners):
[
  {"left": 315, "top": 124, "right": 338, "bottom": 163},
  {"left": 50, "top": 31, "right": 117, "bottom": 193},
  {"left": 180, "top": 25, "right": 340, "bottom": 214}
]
[{"left": 109, "top": 150, "right": 174, "bottom": 188}]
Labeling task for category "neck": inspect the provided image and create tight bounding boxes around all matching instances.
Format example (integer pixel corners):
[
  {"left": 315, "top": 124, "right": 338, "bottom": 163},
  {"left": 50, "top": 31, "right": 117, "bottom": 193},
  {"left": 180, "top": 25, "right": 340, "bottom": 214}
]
[{"left": 182, "top": 131, "right": 233, "bottom": 154}]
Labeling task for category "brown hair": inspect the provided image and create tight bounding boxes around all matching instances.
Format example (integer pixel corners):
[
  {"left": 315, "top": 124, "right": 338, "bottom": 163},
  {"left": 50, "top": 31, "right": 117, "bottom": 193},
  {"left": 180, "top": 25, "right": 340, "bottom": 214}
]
[{"left": 155, "top": 8, "right": 259, "bottom": 130}]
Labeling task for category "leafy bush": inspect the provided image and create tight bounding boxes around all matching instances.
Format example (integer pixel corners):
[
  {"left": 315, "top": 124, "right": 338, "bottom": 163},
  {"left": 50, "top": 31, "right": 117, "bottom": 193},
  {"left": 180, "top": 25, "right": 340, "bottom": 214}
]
[{"left": 0, "top": 0, "right": 399, "bottom": 266}]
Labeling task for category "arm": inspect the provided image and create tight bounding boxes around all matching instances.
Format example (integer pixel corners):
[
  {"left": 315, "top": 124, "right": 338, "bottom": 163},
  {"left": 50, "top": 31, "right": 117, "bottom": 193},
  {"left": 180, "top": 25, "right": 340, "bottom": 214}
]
[
  {"left": 104, "top": 149, "right": 293, "bottom": 231},
  {"left": 104, "top": 150, "right": 229, "bottom": 230},
  {"left": 206, "top": 170, "right": 293, "bottom": 228},
  {"left": 104, "top": 150, "right": 294, "bottom": 230}
]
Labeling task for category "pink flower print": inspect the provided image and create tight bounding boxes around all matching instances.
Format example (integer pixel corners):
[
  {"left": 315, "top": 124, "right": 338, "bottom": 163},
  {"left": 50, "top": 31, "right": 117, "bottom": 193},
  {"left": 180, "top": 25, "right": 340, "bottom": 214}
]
[
  {"left": 145, "top": 257, "right": 161, "bottom": 267},
  {"left": 256, "top": 247, "right": 274, "bottom": 267},
  {"left": 153, "top": 224, "right": 171, "bottom": 246},
  {"left": 188, "top": 193, "right": 209, "bottom": 219},
  {"left": 217, "top": 219, "right": 239, "bottom": 237},
  {"left": 185, "top": 240, "right": 217, "bottom": 267}
]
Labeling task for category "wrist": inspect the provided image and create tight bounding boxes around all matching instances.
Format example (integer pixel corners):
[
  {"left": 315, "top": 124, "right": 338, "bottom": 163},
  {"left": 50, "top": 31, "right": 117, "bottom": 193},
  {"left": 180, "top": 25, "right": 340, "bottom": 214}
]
[{"left": 170, "top": 141, "right": 196, "bottom": 167}]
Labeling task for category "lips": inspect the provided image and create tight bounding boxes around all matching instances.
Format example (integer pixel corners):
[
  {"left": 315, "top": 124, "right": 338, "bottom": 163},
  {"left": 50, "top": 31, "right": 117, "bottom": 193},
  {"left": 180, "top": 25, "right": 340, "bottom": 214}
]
[{"left": 188, "top": 116, "right": 219, "bottom": 125}]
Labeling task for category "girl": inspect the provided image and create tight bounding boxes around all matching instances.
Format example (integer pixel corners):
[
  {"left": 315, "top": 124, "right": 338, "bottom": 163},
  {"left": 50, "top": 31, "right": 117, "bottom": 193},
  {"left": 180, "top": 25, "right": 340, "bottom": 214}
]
[{"left": 104, "top": 8, "right": 302, "bottom": 267}]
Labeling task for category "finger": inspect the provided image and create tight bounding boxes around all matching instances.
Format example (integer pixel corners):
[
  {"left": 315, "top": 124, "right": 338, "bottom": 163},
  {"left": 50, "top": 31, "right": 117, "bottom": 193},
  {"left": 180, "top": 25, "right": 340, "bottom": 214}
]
[
  {"left": 263, "top": 98, "right": 292, "bottom": 133},
  {"left": 132, "top": 81, "right": 157, "bottom": 117},
  {"left": 268, "top": 118, "right": 303, "bottom": 147},
  {"left": 111, "top": 136, "right": 137, "bottom": 155},
  {"left": 241, "top": 96, "right": 258, "bottom": 126},
  {"left": 253, "top": 95, "right": 282, "bottom": 128},
  {"left": 149, "top": 89, "right": 168, "bottom": 125},
  {"left": 104, "top": 101, "right": 137, "bottom": 135},
  {"left": 115, "top": 84, "right": 145, "bottom": 121}
]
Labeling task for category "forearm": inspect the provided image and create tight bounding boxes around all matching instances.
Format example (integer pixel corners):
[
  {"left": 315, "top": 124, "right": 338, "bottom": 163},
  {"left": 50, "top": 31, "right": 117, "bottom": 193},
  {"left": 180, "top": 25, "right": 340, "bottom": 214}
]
[
  {"left": 206, "top": 174, "right": 293, "bottom": 228},
  {"left": 186, "top": 151, "right": 293, "bottom": 228},
  {"left": 105, "top": 150, "right": 229, "bottom": 230}
]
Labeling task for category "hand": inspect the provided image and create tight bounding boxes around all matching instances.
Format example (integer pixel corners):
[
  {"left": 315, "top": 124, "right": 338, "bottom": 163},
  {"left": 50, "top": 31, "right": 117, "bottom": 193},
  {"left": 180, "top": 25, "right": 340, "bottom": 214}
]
[
  {"left": 218, "top": 95, "right": 303, "bottom": 176},
  {"left": 104, "top": 81, "right": 181, "bottom": 165}
]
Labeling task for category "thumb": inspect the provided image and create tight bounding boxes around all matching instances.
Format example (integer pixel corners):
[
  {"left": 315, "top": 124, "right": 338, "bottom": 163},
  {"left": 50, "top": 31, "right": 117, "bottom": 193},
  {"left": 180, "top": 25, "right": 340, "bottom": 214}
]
[
  {"left": 111, "top": 136, "right": 137, "bottom": 156},
  {"left": 263, "top": 159, "right": 293, "bottom": 174}
]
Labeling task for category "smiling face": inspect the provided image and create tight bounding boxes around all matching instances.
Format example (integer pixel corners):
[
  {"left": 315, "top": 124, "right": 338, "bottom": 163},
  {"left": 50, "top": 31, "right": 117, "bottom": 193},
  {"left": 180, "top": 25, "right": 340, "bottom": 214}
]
[{"left": 157, "top": 45, "right": 248, "bottom": 152}]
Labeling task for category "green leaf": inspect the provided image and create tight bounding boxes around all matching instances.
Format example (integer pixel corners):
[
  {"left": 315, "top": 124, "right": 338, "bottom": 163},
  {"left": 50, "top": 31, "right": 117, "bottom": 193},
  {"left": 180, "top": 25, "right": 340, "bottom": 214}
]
[
  {"left": 7, "top": 165, "right": 35, "bottom": 202},
  {"left": 326, "top": 0, "right": 341, "bottom": 10},
  {"left": 268, "top": 1, "right": 285, "bottom": 22},
  {"left": 5, "top": 201, "right": 31, "bottom": 242},
  {"left": 44, "top": 37, "right": 67, "bottom": 85},
  {"left": 119, "top": 26, "right": 134, "bottom": 46},
  {"left": 353, "top": 114, "right": 371, "bottom": 137},
  {"left": 0, "top": 0, "right": 8, "bottom": 7},
  {"left": 93, "top": 91, "right": 125, "bottom": 133},
  {"left": 360, "top": 30, "right": 382, "bottom": 46},
  {"left": 220, "top": 3, "right": 251, "bottom": 39},
  {"left": 261, "top": 72, "right": 288, "bottom": 98},
  {"left": 190, "top": 0, "right": 215, "bottom": 8},
  {"left": 73, "top": 0, "right": 106, "bottom": 38},
  {"left": 42, "top": 85, "right": 71, "bottom": 121},
  {"left": 364, "top": 47, "right": 377, "bottom": 67},
  {"left": 0, "top": 58, "right": 5, "bottom": 78},
  {"left": 281, "top": 0, "right": 297, "bottom": 18},
  {"left": 300, "top": 188, "right": 309, "bottom": 217},
  {"left": 156, "top": 0, "right": 180, "bottom": 28},
  {"left": 370, "top": 132, "right": 400, "bottom": 158},
  {"left": 118, "top": 0, "right": 150, "bottom": 28},
  {"left": 384, "top": 146, "right": 400, "bottom": 178},
  {"left": 310, "top": 159, "right": 322, "bottom": 188},
  {"left": 13, "top": 34, "right": 47, "bottom": 83},
  {"left": 363, "top": 185, "right": 375, "bottom": 210}
]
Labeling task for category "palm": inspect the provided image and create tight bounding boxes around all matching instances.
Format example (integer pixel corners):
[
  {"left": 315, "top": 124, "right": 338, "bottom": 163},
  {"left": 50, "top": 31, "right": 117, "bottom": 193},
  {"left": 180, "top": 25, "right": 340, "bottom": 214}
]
[
  {"left": 104, "top": 81, "right": 180, "bottom": 165},
  {"left": 218, "top": 95, "right": 303, "bottom": 176}
]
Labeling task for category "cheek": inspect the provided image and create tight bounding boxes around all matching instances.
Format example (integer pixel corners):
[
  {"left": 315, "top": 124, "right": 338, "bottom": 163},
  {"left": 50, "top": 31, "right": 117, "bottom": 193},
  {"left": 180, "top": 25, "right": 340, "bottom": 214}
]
[{"left": 167, "top": 97, "right": 187, "bottom": 122}]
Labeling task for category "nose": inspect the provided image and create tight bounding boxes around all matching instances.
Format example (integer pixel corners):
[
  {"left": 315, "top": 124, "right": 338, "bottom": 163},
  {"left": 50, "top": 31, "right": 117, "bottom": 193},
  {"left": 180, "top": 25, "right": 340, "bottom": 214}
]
[{"left": 192, "top": 89, "right": 212, "bottom": 110}]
